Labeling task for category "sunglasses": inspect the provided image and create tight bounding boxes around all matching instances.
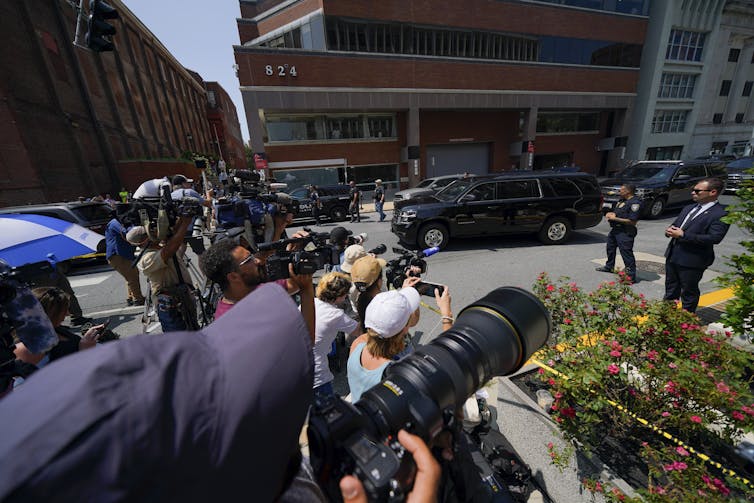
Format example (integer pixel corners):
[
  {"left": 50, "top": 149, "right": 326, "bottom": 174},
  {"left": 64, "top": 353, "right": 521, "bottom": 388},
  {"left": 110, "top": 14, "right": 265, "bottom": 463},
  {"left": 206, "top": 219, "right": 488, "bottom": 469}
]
[{"left": 691, "top": 189, "right": 712, "bottom": 193}]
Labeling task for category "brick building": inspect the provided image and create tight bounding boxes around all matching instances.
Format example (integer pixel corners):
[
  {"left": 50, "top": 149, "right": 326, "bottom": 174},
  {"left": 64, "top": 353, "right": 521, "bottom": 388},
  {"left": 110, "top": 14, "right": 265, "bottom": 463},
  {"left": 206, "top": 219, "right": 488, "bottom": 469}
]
[
  {"left": 206, "top": 82, "right": 248, "bottom": 170},
  {"left": 234, "top": 0, "right": 650, "bottom": 191},
  {"left": 0, "top": 0, "right": 214, "bottom": 205}
]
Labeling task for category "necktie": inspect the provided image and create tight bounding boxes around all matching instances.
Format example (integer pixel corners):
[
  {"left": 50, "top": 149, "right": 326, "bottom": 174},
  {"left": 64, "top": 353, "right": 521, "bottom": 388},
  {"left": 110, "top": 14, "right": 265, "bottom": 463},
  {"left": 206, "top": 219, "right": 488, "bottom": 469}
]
[{"left": 681, "top": 204, "right": 702, "bottom": 229}]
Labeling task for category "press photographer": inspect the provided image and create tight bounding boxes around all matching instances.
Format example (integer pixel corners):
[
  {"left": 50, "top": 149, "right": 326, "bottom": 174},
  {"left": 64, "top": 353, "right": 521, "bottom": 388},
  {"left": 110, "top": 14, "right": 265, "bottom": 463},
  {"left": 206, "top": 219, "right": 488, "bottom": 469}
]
[
  {"left": 127, "top": 216, "right": 199, "bottom": 332},
  {"left": 310, "top": 286, "right": 551, "bottom": 502}
]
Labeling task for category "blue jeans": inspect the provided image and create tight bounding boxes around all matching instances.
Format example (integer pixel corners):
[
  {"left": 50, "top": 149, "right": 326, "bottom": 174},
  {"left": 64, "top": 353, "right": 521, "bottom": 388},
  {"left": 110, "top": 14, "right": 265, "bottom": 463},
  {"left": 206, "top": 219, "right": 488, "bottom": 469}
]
[
  {"left": 375, "top": 201, "right": 385, "bottom": 221},
  {"left": 157, "top": 293, "right": 191, "bottom": 332}
]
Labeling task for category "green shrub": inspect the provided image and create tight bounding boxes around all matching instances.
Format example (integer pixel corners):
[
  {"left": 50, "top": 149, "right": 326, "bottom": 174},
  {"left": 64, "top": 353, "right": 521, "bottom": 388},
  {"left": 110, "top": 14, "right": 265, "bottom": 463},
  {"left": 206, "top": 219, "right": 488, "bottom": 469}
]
[{"left": 533, "top": 273, "right": 754, "bottom": 501}]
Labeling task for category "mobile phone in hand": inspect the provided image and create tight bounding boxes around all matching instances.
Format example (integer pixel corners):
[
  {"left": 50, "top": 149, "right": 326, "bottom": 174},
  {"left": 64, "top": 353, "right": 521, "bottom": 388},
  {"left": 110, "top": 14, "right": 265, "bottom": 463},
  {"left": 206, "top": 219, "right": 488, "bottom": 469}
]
[{"left": 414, "top": 281, "right": 446, "bottom": 298}]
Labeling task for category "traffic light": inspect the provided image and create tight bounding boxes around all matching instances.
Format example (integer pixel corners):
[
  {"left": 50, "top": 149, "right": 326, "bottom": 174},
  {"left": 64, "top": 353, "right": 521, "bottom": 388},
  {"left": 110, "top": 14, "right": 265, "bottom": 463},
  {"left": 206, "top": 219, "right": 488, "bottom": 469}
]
[{"left": 86, "top": 0, "right": 119, "bottom": 52}]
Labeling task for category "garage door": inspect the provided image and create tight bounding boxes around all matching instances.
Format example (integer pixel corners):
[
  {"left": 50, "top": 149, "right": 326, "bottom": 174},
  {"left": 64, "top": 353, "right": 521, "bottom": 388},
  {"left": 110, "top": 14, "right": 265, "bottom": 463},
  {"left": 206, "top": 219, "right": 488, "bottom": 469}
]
[{"left": 426, "top": 143, "right": 489, "bottom": 178}]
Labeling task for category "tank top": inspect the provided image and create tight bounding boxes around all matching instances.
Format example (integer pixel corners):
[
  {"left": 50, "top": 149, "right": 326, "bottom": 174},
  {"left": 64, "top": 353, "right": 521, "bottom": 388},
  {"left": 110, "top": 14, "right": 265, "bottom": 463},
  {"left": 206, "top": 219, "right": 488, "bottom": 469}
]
[{"left": 346, "top": 342, "right": 390, "bottom": 402}]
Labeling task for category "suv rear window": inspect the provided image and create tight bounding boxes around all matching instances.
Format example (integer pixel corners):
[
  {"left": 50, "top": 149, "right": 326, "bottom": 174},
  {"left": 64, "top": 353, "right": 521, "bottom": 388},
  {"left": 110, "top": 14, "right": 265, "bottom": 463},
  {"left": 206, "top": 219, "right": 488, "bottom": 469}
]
[
  {"left": 544, "top": 178, "right": 581, "bottom": 197},
  {"left": 498, "top": 180, "right": 540, "bottom": 199},
  {"left": 571, "top": 177, "right": 599, "bottom": 195},
  {"left": 73, "top": 205, "right": 113, "bottom": 222}
]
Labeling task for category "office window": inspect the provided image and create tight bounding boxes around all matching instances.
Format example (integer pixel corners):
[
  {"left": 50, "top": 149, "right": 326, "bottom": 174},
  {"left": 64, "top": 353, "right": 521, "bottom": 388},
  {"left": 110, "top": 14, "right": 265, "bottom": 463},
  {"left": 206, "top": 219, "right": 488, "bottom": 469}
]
[
  {"left": 720, "top": 80, "right": 732, "bottom": 96},
  {"left": 743, "top": 81, "right": 753, "bottom": 97},
  {"left": 712, "top": 113, "right": 723, "bottom": 124},
  {"left": 729, "top": 48, "right": 741, "bottom": 62},
  {"left": 666, "top": 29, "right": 705, "bottom": 62},
  {"left": 536, "top": 112, "right": 600, "bottom": 133},
  {"left": 646, "top": 146, "right": 683, "bottom": 160},
  {"left": 658, "top": 73, "right": 697, "bottom": 99},
  {"left": 651, "top": 110, "right": 689, "bottom": 133},
  {"left": 735, "top": 113, "right": 745, "bottom": 123}
]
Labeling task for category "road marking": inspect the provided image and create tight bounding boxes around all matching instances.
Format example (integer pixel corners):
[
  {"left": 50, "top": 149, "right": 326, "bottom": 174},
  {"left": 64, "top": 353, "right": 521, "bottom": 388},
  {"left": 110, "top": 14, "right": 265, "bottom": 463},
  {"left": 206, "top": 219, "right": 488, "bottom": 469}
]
[
  {"left": 69, "top": 273, "right": 111, "bottom": 288},
  {"left": 86, "top": 306, "right": 143, "bottom": 317},
  {"left": 698, "top": 288, "right": 734, "bottom": 307}
]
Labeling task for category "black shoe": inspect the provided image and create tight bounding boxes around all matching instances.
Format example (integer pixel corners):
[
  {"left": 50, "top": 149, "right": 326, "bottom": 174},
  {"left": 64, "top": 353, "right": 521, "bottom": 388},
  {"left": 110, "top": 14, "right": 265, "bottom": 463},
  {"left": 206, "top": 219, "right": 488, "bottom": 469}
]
[
  {"left": 126, "top": 299, "right": 134, "bottom": 306},
  {"left": 70, "top": 316, "right": 93, "bottom": 326},
  {"left": 595, "top": 266, "right": 614, "bottom": 273},
  {"left": 132, "top": 299, "right": 146, "bottom": 306}
]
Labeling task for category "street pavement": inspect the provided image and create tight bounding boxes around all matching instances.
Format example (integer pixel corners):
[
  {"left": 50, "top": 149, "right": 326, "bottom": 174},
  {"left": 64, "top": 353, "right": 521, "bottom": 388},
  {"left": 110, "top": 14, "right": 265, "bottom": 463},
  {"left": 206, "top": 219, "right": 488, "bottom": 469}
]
[{"left": 67, "top": 194, "right": 746, "bottom": 344}]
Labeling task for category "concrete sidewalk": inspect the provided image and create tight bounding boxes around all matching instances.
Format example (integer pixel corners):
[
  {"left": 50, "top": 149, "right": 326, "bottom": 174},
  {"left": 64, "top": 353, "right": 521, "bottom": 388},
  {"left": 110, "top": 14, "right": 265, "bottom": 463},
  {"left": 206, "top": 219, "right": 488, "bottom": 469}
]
[{"left": 357, "top": 201, "right": 394, "bottom": 214}]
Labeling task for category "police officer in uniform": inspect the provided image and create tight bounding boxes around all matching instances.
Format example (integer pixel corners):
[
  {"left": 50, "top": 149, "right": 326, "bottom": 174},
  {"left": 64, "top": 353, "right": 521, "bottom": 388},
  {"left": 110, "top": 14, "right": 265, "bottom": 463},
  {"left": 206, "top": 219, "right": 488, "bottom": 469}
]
[{"left": 596, "top": 184, "right": 641, "bottom": 283}]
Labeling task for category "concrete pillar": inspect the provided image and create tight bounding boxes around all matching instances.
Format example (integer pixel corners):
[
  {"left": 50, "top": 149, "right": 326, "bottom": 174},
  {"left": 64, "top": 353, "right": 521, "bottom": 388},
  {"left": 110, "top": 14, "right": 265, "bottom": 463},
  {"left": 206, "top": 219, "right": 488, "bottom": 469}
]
[
  {"left": 519, "top": 106, "right": 538, "bottom": 170},
  {"left": 407, "top": 107, "right": 420, "bottom": 186}
]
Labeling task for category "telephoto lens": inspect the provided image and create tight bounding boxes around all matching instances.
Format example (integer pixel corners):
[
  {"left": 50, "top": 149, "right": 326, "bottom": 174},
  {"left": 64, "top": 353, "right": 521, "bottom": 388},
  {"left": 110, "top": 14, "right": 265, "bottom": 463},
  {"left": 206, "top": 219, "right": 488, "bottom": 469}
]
[{"left": 309, "top": 286, "right": 551, "bottom": 502}]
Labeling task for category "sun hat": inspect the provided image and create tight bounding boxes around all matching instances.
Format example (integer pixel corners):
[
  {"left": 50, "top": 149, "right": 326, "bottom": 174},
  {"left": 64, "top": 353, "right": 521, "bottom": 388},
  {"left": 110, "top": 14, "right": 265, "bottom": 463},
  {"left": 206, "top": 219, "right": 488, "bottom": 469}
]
[
  {"left": 350, "top": 255, "right": 387, "bottom": 287},
  {"left": 341, "top": 244, "right": 368, "bottom": 273},
  {"left": 364, "top": 288, "right": 421, "bottom": 338},
  {"left": 125, "top": 226, "right": 149, "bottom": 245}
]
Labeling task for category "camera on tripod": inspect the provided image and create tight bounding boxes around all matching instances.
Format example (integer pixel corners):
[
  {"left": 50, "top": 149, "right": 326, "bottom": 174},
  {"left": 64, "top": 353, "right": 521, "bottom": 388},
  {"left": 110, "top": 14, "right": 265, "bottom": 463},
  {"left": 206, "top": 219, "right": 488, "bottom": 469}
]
[
  {"left": 384, "top": 246, "right": 440, "bottom": 290},
  {"left": 308, "top": 286, "right": 551, "bottom": 502}
]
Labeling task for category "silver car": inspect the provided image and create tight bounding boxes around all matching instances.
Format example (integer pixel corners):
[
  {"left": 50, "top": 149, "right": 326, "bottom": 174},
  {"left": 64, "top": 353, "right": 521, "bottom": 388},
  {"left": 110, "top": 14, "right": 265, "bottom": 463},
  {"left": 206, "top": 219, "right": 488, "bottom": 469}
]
[
  {"left": 392, "top": 174, "right": 466, "bottom": 202},
  {"left": 724, "top": 157, "right": 754, "bottom": 193}
]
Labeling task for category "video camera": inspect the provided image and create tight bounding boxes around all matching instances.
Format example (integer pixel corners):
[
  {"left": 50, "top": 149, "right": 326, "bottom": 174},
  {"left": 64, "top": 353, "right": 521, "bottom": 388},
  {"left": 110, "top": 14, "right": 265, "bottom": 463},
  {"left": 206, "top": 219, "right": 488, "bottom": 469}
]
[
  {"left": 259, "top": 230, "right": 385, "bottom": 281},
  {"left": 384, "top": 246, "right": 440, "bottom": 290},
  {"left": 213, "top": 170, "right": 295, "bottom": 250},
  {"left": 124, "top": 182, "right": 205, "bottom": 242},
  {"left": 308, "top": 286, "right": 551, "bottom": 502}
]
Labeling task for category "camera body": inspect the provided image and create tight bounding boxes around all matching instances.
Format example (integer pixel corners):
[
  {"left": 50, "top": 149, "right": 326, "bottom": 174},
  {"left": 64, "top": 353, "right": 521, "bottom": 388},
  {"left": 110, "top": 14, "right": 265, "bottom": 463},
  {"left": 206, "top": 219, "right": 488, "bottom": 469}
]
[
  {"left": 384, "top": 247, "right": 430, "bottom": 290},
  {"left": 265, "top": 247, "right": 338, "bottom": 280},
  {"left": 308, "top": 287, "right": 551, "bottom": 503}
]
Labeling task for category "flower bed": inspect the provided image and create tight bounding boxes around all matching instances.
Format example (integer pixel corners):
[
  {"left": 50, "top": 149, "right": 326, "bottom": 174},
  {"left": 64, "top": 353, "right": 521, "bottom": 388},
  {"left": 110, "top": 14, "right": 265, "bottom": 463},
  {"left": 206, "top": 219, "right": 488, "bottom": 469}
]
[{"left": 529, "top": 273, "right": 754, "bottom": 502}]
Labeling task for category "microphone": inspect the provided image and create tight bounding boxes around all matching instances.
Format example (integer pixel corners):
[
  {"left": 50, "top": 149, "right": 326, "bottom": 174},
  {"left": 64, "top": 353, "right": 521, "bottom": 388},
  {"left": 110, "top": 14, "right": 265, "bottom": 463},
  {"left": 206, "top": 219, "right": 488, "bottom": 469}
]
[{"left": 420, "top": 246, "right": 440, "bottom": 258}]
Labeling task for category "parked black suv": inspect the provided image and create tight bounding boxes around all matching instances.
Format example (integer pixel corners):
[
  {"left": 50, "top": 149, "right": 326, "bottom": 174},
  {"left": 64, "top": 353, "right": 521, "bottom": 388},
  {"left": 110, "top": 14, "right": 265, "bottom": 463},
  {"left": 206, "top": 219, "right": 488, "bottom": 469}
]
[
  {"left": 285, "top": 184, "right": 352, "bottom": 222},
  {"left": 600, "top": 160, "right": 726, "bottom": 218},
  {"left": 391, "top": 172, "right": 603, "bottom": 249}
]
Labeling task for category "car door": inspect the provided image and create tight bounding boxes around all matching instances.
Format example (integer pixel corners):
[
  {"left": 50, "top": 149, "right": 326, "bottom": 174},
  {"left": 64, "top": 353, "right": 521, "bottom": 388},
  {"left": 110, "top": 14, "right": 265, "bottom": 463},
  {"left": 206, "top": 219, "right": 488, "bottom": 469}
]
[
  {"left": 289, "top": 187, "right": 313, "bottom": 219},
  {"left": 668, "top": 164, "right": 705, "bottom": 206},
  {"left": 451, "top": 181, "right": 497, "bottom": 236},
  {"left": 491, "top": 179, "right": 543, "bottom": 233}
]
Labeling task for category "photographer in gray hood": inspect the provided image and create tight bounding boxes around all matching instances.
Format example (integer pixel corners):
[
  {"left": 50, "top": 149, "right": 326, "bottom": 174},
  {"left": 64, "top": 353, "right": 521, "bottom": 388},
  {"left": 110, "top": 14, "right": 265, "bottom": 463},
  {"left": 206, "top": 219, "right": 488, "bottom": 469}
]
[{"left": 0, "top": 283, "right": 439, "bottom": 502}]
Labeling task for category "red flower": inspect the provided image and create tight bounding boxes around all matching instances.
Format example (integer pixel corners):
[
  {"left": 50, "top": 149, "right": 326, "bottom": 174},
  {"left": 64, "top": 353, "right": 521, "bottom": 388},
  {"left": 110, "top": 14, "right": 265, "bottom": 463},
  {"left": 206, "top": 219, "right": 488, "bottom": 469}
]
[
  {"left": 563, "top": 318, "right": 572, "bottom": 325},
  {"left": 607, "top": 364, "right": 620, "bottom": 375},
  {"left": 560, "top": 406, "right": 576, "bottom": 419},
  {"left": 616, "top": 327, "right": 626, "bottom": 334},
  {"left": 667, "top": 347, "right": 675, "bottom": 353},
  {"left": 546, "top": 284, "right": 555, "bottom": 292},
  {"left": 690, "top": 415, "right": 702, "bottom": 424},
  {"left": 732, "top": 411, "right": 745, "bottom": 421},
  {"left": 646, "top": 350, "right": 658, "bottom": 361},
  {"left": 537, "top": 368, "right": 545, "bottom": 375},
  {"left": 609, "top": 350, "right": 622, "bottom": 358}
]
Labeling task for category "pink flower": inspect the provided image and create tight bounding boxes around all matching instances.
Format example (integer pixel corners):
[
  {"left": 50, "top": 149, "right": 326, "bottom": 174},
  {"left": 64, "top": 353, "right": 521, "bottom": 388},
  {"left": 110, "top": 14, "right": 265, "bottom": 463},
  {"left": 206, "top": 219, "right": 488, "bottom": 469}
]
[
  {"left": 732, "top": 411, "right": 745, "bottom": 421},
  {"left": 616, "top": 327, "right": 626, "bottom": 334},
  {"left": 690, "top": 415, "right": 702, "bottom": 424},
  {"left": 607, "top": 364, "right": 620, "bottom": 375},
  {"left": 646, "top": 350, "right": 658, "bottom": 361},
  {"left": 537, "top": 368, "right": 545, "bottom": 375},
  {"left": 667, "top": 347, "right": 675, "bottom": 353},
  {"left": 668, "top": 363, "right": 677, "bottom": 369},
  {"left": 676, "top": 446, "right": 690, "bottom": 456},
  {"left": 547, "top": 442, "right": 554, "bottom": 449},
  {"left": 681, "top": 323, "right": 689, "bottom": 329},
  {"left": 563, "top": 318, "right": 572, "bottom": 325},
  {"left": 610, "top": 350, "right": 622, "bottom": 358},
  {"left": 716, "top": 381, "right": 730, "bottom": 394},
  {"left": 546, "top": 284, "right": 555, "bottom": 292},
  {"left": 661, "top": 411, "right": 670, "bottom": 417}
]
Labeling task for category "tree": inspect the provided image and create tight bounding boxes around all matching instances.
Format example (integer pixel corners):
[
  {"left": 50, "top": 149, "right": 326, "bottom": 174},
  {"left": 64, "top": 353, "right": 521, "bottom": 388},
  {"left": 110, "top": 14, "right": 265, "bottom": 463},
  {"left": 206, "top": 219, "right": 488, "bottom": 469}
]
[
  {"left": 717, "top": 171, "right": 754, "bottom": 341},
  {"left": 245, "top": 145, "right": 254, "bottom": 169}
]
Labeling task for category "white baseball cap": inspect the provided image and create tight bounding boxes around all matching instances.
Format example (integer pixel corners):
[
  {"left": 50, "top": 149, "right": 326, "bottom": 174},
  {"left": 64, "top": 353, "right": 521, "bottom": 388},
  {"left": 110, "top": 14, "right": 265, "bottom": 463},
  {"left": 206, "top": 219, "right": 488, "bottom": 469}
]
[
  {"left": 365, "top": 288, "right": 420, "bottom": 338},
  {"left": 341, "top": 244, "right": 367, "bottom": 273}
]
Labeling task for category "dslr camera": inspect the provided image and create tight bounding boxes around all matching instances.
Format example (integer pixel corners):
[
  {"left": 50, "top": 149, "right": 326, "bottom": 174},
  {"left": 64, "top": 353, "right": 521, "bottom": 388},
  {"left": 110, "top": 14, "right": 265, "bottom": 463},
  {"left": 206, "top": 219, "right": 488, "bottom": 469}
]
[
  {"left": 308, "top": 286, "right": 551, "bottom": 502},
  {"left": 260, "top": 229, "right": 338, "bottom": 281}
]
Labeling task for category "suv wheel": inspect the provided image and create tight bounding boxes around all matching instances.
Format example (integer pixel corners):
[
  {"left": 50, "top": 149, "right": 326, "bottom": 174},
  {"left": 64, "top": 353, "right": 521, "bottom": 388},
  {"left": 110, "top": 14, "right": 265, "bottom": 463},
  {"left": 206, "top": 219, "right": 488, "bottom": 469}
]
[
  {"left": 646, "top": 197, "right": 666, "bottom": 219},
  {"left": 538, "top": 217, "right": 572, "bottom": 245},
  {"left": 418, "top": 223, "right": 449, "bottom": 250},
  {"left": 329, "top": 206, "right": 347, "bottom": 222}
]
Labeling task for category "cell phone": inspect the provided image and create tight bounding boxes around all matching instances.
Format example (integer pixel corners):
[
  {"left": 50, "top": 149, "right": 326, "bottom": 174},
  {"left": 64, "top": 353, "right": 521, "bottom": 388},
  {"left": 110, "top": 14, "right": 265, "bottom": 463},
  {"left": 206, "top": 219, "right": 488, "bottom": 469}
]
[
  {"left": 414, "top": 281, "right": 446, "bottom": 298},
  {"left": 99, "top": 318, "right": 112, "bottom": 332}
]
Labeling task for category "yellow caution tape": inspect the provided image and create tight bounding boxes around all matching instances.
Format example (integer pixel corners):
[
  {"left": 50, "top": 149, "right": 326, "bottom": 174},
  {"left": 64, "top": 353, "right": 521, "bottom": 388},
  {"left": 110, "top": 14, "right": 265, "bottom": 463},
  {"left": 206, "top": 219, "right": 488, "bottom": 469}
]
[{"left": 530, "top": 358, "right": 753, "bottom": 491}]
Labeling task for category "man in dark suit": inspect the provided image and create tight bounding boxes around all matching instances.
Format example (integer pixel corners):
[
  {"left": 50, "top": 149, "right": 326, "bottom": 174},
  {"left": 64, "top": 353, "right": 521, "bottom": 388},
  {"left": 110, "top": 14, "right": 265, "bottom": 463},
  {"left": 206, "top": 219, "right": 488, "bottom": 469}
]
[{"left": 664, "top": 178, "right": 729, "bottom": 312}]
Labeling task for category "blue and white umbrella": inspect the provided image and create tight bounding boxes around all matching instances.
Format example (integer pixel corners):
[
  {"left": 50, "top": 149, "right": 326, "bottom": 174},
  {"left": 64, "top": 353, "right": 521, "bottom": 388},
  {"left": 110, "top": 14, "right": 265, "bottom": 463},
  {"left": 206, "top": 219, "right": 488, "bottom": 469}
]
[{"left": 0, "top": 214, "right": 105, "bottom": 267}]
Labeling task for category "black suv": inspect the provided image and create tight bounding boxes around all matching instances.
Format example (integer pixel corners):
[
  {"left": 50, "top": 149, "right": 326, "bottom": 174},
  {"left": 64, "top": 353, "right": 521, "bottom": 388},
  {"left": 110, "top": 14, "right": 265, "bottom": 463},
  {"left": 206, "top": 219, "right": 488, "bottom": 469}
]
[
  {"left": 600, "top": 160, "right": 726, "bottom": 218},
  {"left": 391, "top": 172, "right": 603, "bottom": 249},
  {"left": 285, "top": 184, "right": 352, "bottom": 222}
]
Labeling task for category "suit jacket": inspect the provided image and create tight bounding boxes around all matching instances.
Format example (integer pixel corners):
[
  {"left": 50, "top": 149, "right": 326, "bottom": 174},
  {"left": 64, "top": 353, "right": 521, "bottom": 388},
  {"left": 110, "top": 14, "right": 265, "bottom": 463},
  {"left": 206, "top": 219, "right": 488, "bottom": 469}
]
[{"left": 665, "top": 202, "right": 729, "bottom": 269}]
